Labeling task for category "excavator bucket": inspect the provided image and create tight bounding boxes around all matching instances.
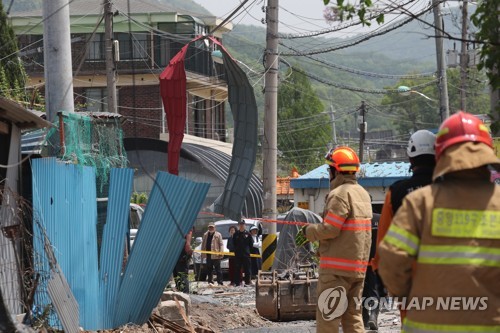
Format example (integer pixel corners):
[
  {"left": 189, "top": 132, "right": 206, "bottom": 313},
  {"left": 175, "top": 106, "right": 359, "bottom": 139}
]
[
  {"left": 256, "top": 264, "right": 318, "bottom": 321},
  {"left": 255, "top": 270, "right": 279, "bottom": 321}
]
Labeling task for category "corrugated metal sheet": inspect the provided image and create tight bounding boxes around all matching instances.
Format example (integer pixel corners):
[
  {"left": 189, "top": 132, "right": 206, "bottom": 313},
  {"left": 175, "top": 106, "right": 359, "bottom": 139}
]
[
  {"left": 291, "top": 162, "right": 412, "bottom": 189},
  {"left": 0, "top": 125, "right": 22, "bottom": 314},
  {"left": 31, "top": 159, "right": 211, "bottom": 329},
  {"left": 113, "top": 171, "right": 210, "bottom": 326},
  {"left": 32, "top": 158, "right": 100, "bottom": 329},
  {"left": 0, "top": 97, "right": 51, "bottom": 129},
  {"left": 98, "top": 168, "right": 134, "bottom": 329},
  {"left": 23, "top": 131, "right": 264, "bottom": 218},
  {"left": 20, "top": 129, "right": 47, "bottom": 155},
  {"left": 212, "top": 43, "right": 258, "bottom": 222},
  {"left": 183, "top": 143, "right": 263, "bottom": 218},
  {"left": 47, "top": 264, "right": 79, "bottom": 333},
  {"left": 0, "top": 235, "right": 21, "bottom": 315},
  {"left": 122, "top": 138, "right": 263, "bottom": 218}
]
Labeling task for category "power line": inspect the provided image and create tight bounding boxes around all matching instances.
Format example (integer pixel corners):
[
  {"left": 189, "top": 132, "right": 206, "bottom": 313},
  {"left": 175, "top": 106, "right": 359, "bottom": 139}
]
[
  {"left": 280, "top": 3, "right": 434, "bottom": 56},
  {"left": 289, "top": 64, "right": 438, "bottom": 94},
  {"left": 283, "top": 54, "right": 436, "bottom": 79}
]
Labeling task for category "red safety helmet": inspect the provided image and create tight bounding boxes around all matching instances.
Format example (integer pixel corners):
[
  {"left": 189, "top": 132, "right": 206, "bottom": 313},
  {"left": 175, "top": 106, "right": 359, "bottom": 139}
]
[
  {"left": 435, "top": 111, "right": 493, "bottom": 160},
  {"left": 325, "top": 146, "right": 360, "bottom": 172}
]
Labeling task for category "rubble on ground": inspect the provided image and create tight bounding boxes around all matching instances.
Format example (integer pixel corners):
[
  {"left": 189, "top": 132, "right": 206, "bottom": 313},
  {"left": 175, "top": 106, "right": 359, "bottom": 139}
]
[{"left": 90, "top": 281, "right": 401, "bottom": 333}]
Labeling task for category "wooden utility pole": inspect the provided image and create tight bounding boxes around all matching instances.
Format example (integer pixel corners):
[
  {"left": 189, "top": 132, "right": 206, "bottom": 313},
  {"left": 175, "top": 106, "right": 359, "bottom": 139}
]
[
  {"left": 105, "top": 0, "right": 117, "bottom": 113},
  {"left": 261, "top": 0, "right": 278, "bottom": 270},
  {"left": 432, "top": 0, "right": 450, "bottom": 121},
  {"left": 358, "top": 101, "right": 366, "bottom": 162},
  {"left": 459, "top": 0, "right": 468, "bottom": 111},
  {"left": 329, "top": 105, "right": 337, "bottom": 147},
  {"left": 43, "top": 0, "right": 74, "bottom": 121}
]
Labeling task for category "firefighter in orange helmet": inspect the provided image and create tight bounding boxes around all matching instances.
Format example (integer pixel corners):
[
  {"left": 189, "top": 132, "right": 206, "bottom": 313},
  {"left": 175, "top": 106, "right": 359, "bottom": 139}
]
[
  {"left": 301, "top": 146, "right": 372, "bottom": 333},
  {"left": 378, "top": 112, "right": 500, "bottom": 332}
]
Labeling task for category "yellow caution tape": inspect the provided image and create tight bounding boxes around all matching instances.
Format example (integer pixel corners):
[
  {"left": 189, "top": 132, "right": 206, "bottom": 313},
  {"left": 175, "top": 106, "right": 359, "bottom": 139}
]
[{"left": 193, "top": 249, "right": 261, "bottom": 258}]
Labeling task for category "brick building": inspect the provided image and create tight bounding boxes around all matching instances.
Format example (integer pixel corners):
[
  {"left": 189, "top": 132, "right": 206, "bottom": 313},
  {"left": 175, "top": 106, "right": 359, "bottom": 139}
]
[{"left": 8, "top": 0, "right": 231, "bottom": 141}]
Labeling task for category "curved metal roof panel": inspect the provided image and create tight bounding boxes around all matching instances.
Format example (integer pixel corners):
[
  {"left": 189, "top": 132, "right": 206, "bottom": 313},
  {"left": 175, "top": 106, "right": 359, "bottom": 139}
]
[{"left": 123, "top": 138, "right": 263, "bottom": 218}]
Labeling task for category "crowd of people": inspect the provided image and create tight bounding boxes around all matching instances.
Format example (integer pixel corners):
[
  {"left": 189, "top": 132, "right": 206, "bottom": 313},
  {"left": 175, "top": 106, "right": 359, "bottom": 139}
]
[
  {"left": 172, "top": 111, "right": 499, "bottom": 332},
  {"left": 173, "top": 220, "right": 261, "bottom": 288}
]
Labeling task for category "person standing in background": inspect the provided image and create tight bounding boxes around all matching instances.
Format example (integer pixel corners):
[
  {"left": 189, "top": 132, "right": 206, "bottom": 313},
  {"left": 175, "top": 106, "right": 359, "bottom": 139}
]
[
  {"left": 202, "top": 222, "right": 224, "bottom": 286},
  {"left": 232, "top": 220, "right": 253, "bottom": 287},
  {"left": 227, "top": 225, "right": 241, "bottom": 286},
  {"left": 173, "top": 227, "right": 193, "bottom": 293},
  {"left": 249, "top": 225, "right": 262, "bottom": 279}
]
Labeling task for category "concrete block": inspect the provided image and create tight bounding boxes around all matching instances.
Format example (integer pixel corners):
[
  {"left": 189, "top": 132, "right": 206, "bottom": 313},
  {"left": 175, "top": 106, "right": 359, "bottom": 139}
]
[
  {"left": 158, "top": 300, "right": 187, "bottom": 325},
  {"left": 160, "top": 291, "right": 191, "bottom": 316}
]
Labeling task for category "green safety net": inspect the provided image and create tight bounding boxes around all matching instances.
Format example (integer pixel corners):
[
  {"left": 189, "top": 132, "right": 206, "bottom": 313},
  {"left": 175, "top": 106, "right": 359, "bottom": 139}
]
[{"left": 45, "top": 112, "right": 128, "bottom": 197}]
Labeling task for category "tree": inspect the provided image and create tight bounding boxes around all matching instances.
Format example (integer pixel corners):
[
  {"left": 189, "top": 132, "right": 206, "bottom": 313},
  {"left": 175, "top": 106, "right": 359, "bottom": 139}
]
[
  {"left": 277, "top": 68, "right": 329, "bottom": 174},
  {"left": 323, "top": 0, "right": 500, "bottom": 134},
  {"left": 446, "top": 68, "right": 490, "bottom": 114},
  {"left": 0, "top": 2, "right": 28, "bottom": 101},
  {"left": 471, "top": 0, "right": 500, "bottom": 135},
  {"left": 381, "top": 68, "right": 489, "bottom": 135},
  {"left": 381, "top": 79, "right": 441, "bottom": 135}
]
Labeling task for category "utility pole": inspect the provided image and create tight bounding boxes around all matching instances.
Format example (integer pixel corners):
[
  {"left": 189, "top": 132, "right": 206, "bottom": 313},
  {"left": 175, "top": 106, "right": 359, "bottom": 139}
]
[
  {"left": 43, "top": 0, "right": 74, "bottom": 122},
  {"left": 329, "top": 105, "right": 337, "bottom": 147},
  {"left": 105, "top": 0, "right": 117, "bottom": 113},
  {"left": 261, "top": 0, "right": 278, "bottom": 271},
  {"left": 432, "top": 0, "right": 450, "bottom": 121},
  {"left": 358, "top": 101, "right": 366, "bottom": 162},
  {"left": 459, "top": 0, "right": 468, "bottom": 111}
]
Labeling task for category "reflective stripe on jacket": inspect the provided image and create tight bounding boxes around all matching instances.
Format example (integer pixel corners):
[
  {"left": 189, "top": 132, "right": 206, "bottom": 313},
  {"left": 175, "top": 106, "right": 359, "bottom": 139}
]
[
  {"left": 305, "top": 173, "right": 372, "bottom": 278},
  {"left": 378, "top": 144, "right": 500, "bottom": 329}
]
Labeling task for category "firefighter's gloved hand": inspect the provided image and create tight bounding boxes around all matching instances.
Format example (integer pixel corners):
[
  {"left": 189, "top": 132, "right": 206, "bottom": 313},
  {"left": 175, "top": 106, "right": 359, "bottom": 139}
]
[{"left": 295, "top": 225, "right": 309, "bottom": 247}]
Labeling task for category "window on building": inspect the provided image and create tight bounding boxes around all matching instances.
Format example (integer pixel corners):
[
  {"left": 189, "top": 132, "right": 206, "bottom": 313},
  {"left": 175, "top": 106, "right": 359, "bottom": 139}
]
[
  {"left": 193, "top": 97, "right": 206, "bottom": 138},
  {"left": 116, "top": 32, "right": 148, "bottom": 60},
  {"left": 158, "top": 21, "right": 195, "bottom": 35},
  {"left": 214, "top": 100, "right": 225, "bottom": 141},
  {"left": 87, "top": 33, "right": 104, "bottom": 60},
  {"left": 157, "top": 36, "right": 170, "bottom": 67},
  {"left": 84, "top": 88, "right": 108, "bottom": 112}
]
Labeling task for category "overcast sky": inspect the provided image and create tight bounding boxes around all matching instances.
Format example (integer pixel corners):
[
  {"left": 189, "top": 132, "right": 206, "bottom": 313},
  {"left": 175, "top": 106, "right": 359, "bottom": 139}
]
[{"left": 192, "top": 0, "right": 373, "bottom": 37}]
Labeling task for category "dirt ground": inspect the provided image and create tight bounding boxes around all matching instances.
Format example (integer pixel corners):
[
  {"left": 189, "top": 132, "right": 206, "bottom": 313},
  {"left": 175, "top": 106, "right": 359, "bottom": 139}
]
[
  {"left": 94, "top": 280, "right": 401, "bottom": 333},
  {"left": 190, "top": 302, "right": 279, "bottom": 332},
  {"left": 94, "top": 282, "right": 291, "bottom": 333}
]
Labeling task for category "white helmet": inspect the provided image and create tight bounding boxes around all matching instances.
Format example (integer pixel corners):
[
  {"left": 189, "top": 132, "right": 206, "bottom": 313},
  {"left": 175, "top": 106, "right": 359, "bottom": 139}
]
[{"left": 407, "top": 130, "right": 436, "bottom": 157}]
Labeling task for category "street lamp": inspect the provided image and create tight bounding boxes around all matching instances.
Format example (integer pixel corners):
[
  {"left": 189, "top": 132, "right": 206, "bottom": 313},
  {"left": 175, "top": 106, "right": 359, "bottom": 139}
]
[{"left": 397, "top": 86, "right": 435, "bottom": 101}]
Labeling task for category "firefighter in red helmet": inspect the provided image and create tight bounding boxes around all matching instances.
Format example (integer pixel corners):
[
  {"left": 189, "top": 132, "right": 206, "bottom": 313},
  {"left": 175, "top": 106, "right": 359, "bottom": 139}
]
[
  {"left": 378, "top": 112, "right": 500, "bottom": 332},
  {"left": 301, "top": 146, "right": 372, "bottom": 333}
]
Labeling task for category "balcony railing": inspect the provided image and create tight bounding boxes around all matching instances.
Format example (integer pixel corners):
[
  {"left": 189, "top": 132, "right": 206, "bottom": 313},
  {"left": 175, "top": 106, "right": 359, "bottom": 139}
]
[{"left": 20, "top": 36, "right": 224, "bottom": 80}]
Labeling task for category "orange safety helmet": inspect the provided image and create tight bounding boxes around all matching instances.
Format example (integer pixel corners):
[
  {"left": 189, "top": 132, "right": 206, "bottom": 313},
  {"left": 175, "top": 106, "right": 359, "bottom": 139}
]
[
  {"left": 325, "top": 146, "right": 360, "bottom": 172},
  {"left": 435, "top": 111, "right": 493, "bottom": 160}
]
